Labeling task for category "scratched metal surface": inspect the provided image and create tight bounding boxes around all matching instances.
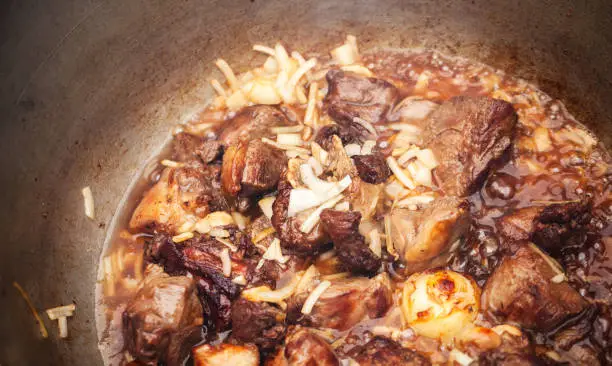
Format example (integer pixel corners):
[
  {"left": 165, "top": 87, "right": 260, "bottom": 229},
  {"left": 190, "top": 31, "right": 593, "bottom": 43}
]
[{"left": 0, "top": 0, "right": 610, "bottom": 365}]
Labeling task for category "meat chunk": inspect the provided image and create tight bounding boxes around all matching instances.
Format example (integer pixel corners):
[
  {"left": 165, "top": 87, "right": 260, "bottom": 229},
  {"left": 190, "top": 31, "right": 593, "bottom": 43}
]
[
  {"left": 352, "top": 154, "right": 392, "bottom": 184},
  {"left": 146, "top": 233, "right": 251, "bottom": 330},
  {"left": 192, "top": 343, "right": 259, "bottom": 366},
  {"left": 497, "top": 201, "right": 592, "bottom": 255},
  {"left": 420, "top": 96, "right": 517, "bottom": 197},
  {"left": 348, "top": 337, "right": 430, "bottom": 366},
  {"left": 173, "top": 132, "right": 223, "bottom": 164},
  {"left": 291, "top": 273, "right": 393, "bottom": 331},
  {"left": 222, "top": 140, "right": 286, "bottom": 196},
  {"left": 130, "top": 165, "right": 228, "bottom": 234},
  {"left": 219, "top": 105, "right": 293, "bottom": 145},
  {"left": 324, "top": 70, "right": 399, "bottom": 127},
  {"left": 314, "top": 124, "right": 362, "bottom": 150},
  {"left": 230, "top": 298, "right": 287, "bottom": 350},
  {"left": 389, "top": 197, "right": 470, "bottom": 272},
  {"left": 320, "top": 209, "right": 381, "bottom": 274},
  {"left": 267, "top": 327, "right": 339, "bottom": 366},
  {"left": 481, "top": 244, "right": 587, "bottom": 330},
  {"left": 123, "top": 265, "right": 204, "bottom": 365},
  {"left": 271, "top": 174, "right": 330, "bottom": 255}
]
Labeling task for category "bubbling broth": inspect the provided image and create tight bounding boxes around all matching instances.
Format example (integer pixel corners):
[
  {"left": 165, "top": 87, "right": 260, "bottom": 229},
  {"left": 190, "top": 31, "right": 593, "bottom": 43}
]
[{"left": 96, "top": 37, "right": 611, "bottom": 365}]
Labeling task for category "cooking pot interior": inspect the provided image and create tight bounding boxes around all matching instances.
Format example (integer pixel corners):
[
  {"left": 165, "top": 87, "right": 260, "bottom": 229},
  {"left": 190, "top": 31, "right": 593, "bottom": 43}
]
[{"left": 0, "top": 0, "right": 610, "bottom": 364}]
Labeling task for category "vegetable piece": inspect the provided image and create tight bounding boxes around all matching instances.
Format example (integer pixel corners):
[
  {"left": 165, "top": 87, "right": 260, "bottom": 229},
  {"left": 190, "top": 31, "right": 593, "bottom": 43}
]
[
  {"left": 82, "top": 186, "right": 95, "bottom": 220},
  {"left": 46, "top": 303, "right": 76, "bottom": 339},
  {"left": 301, "top": 280, "right": 332, "bottom": 314}
]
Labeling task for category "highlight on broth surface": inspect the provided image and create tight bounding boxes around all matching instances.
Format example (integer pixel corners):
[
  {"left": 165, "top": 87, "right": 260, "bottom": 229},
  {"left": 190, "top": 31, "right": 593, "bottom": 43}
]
[{"left": 96, "top": 35, "right": 612, "bottom": 365}]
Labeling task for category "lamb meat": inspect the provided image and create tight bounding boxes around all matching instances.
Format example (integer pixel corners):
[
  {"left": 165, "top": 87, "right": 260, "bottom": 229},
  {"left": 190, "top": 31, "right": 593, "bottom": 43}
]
[
  {"left": 496, "top": 201, "right": 592, "bottom": 255},
  {"left": 219, "top": 105, "right": 293, "bottom": 146},
  {"left": 348, "top": 337, "right": 430, "bottom": 366},
  {"left": 289, "top": 273, "right": 393, "bottom": 331},
  {"left": 266, "top": 327, "right": 340, "bottom": 366},
  {"left": 230, "top": 298, "right": 287, "bottom": 350},
  {"left": 481, "top": 243, "right": 587, "bottom": 331},
  {"left": 420, "top": 96, "right": 518, "bottom": 197},
  {"left": 319, "top": 209, "right": 381, "bottom": 274},
  {"left": 123, "top": 265, "right": 203, "bottom": 365},
  {"left": 221, "top": 139, "right": 286, "bottom": 196},
  {"left": 389, "top": 197, "right": 470, "bottom": 272},
  {"left": 173, "top": 132, "right": 223, "bottom": 164},
  {"left": 352, "top": 154, "right": 392, "bottom": 184},
  {"left": 324, "top": 70, "right": 399, "bottom": 128},
  {"left": 192, "top": 343, "right": 259, "bottom": 366}
]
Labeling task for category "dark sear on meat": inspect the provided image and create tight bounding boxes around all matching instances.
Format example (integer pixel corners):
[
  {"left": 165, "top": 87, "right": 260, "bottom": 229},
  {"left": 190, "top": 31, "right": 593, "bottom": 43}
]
[{"left": 103, "top": 45, "right": 612, "bottom": 366}]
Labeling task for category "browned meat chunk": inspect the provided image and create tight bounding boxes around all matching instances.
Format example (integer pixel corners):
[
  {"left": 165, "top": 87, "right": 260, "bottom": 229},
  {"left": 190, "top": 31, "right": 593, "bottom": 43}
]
[
  {"left": 389, "top": 197, "right": 470, "bottom": 272},
  {"left": 482, "top": 244, "right": 587, "bottom": 331},
  {"left": 420, "top": 96, "right": 517, "bottom": 197},
  {"left": 320, "top": 209, "right": 381, "bottom": 274},
  {"left": 219, "top": 105, "right": 293, "bottom": 145},
  {"left": 222, "top": 140, "right": 286, "bottom": 196},
  {"left": 271, "top": 174, "right": 330, "bottom": 255},
  {"left": 497, "top": 201, "right": 592, "bottom": 255},
  {"left": 173, "top": 132, "right": 223, "bottom": 164},
  {"left": 324, "top": 70, "right": 399, "bottom": 127},
  {"left": 348, "top": 337, "right": 430, "bottom": 366},
  {"left": 230, "top": 298, "right": 287, "bottom": 350},
  {"left": 314, "top": 124, "right": 362, "bottom": 150},
  {"left": 478, "top": 352, "right": 542, "bottom": 366},
  {"left": 146, "top": 232, "right": 252, "bottom": 330},
  {"left": 291, "top": 273, "right": 393, "bottom": 331},
  {"left": 352, "top": 154, "right": 392, "bottom": 184},
  {"left": 192, "top": 343, "right": 259, "bottom": 366},
  {"left": 130, "top": 165, "right": 228, "bottom": 233},
  {"left": 267, "top": 327, "right": 339, "bottom": 366},
  {"left": 123, "top": 265, "right": 203, "bottom": 365}
]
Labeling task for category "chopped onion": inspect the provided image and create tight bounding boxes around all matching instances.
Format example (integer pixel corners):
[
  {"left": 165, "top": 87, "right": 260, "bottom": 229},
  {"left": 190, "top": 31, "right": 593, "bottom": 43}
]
[
  {"left": 220, "top": 249, "right": 232, "bottom": 277},
  {"left": 277, "top": 133, "right": 304, "bottom": 146},
  {"left": 386, "top": 156, "right": 416, "bottom": 190},
  {"left": 260, "top": 238, "right": 289, "bottom": 267},
  {"left": 230, "top": 212, "right": 248, "bottom": 230},
  {"left": 344, "top": 143, "right": 362, "bottom": 157},
  {"left": 331, "top": 43, "right": 357, "bottom": 66},
  {"left": 46, "top": 303, "right": 76, "bottom": 339},
  {"left": 172, "top": 232, "right": 194, "bottom": 243},
  {"left": 258, "top": 196, "right": 276, "bottom": 219},
  {"left": 207, "top": 211, "right": 235, "bottom": 227},
  {"left": 361, "top": 140, "right": 376, "bottom": 155},
  {"left": 263, "top": 56, "right": 278, "bottom": 73},
  {"left": 81, "top": 186, "right": 95, "bottom": 220},
  {"left": 177, "top": 221, "right": 195, "bottom": 233},
  {"left": 242, "top": 275, "right": 300, "bottom": 304},
  {"left": 299, "top": 164, "right": 338, "bottom": 194},
  {"left": 533, "top": 127, "right": 552, "bottom": 152},
  {"left": 253, "top": 44, "right": 276, "bottom": 56},
  {"left": 307, "top": 156, "right": 324, "bottom": 176},
  {"left": 232, "top": 275, "right": 247, "bottom": 286},
  {"left": 416, "top": 149, "right": 438, "bottom": 169},
  {"left": 384, "top": 180, "right": 409, "bottom": 199},
  {"left": 340, "top": 64, "right": 373, "bottom": 77},
  {"left": 300, "top": 194, "right": 344, "bottom": 233},
  {"left": 270, "top": 125, "right": 304, "bottom": 134},
  {"left": 407, "top": 161, "right": 434, "bottom": 187},
  {"left": 304, "top": 82, "right": 319, "bottom": 126},
  {"left": 368, "top": 229, "right": 382, "bottom": 257},
  {"left": 195, "top": 218, "right": 211, "bottom": 234},
  {"left": 249, "top": 80, "right": 282, "bottom": 105},
  {"left": 335, "top": 201, "right": 350, "bottom": 211},
  {"left": 387, "top": 123, "right": 422, "bottom": 133},
  {"left": 215, "top": 59, "right": 240, "bottom": 91},
  {"left": 295, "top": 265, "right": 320, "bottom": 294},
  {"left": 311, "top": 142, "right": 329, "bottom": 165},
  {"left": 216, "top": 238, "right": 237, "bottom": 252},
  {"left": 449, "top": 349, "right": 474, "bottom": 366},
  {"left": 396, "top": 194, "right": 435, "bottom": 208},
  {"left": 252, "top": 227, "right": 276, "bottom": 244},
  {"left": 261, "top": 137, "right": 310, "bottom": 154},
  {"left": 291, "top": 51, "right": 307, "bottom": 65},
  {"left": 301, "top": 280, "right": 331, "bottom": 314},
  {"left": 209, "top": 79, "right": 227, "bottom": 97},
  {"left": 397, "top": 148, "right": 420, "bottom": 166},
  {"left": 274, "top": 43, "right": 291, "bottom": 71},
  {"left": 288, "top": 174, "right": 352, "bottom": 217},
  {"left": 160, "top": 159, "right": 184, "bottom": 168},
  {"left": 226, "top": 89, "right": 249, "bottom": 110},
  {"left": 551, "top": 273, "right": 566, "bottom": 283}
]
